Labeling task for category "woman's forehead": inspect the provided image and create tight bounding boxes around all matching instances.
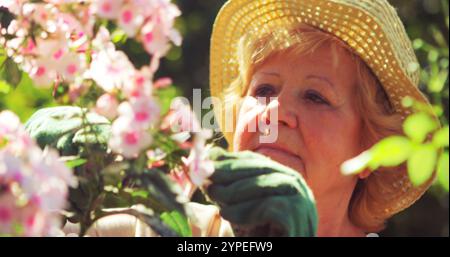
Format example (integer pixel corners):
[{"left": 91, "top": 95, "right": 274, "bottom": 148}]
[{"left": 256, "top": 44, "right": 356, "bottom": 76}]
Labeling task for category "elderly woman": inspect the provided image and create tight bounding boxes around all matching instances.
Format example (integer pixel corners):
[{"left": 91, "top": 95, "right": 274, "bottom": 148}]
[
  {"left": 29, "top": 0, "right": 435, "bottom": 237},
  {"left": 203, "top": 0, "right": 435, "bottom": 237}
]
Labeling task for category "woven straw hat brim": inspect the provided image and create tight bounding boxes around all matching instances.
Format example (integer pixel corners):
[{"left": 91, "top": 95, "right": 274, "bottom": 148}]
[{"left": 209, "top": 0, "right": 436, "bottom": 230}]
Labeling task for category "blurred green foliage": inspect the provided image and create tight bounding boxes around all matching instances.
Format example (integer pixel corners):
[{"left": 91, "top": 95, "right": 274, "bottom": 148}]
[{"left": 0, "top": 0, "right": 448, "bottom": 236}]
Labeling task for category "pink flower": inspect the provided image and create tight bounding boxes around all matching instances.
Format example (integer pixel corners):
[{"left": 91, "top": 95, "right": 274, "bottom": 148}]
[
  {"left": 118, "top": 98, "right": 160, "bottom": 129},
  {"left": 0, "top": 111, "right": 76, "bottom": 236},
  {"left": 91, "top": 26, "right": 115, "bottom": 52},
  {"left": 35, "top": 37, "right": 69, "bottom": 71},
  {"left": 89, "top": 48, "right": 135, "bottom": 93},
  {"left": 161, "top": 98, "right": 201, "bottom": 133},
  {"left": 122, "top": 67, "right": 153, "bottom": 99},
  {"left": 118, "top": 3, "right": 144, "bottom": 37},
  {"left": 0, "top": 149, "right": 24, "bottom": 184},
  {"left": 154, "top": 77, "right": 172, "bottom": 89},
  {"left": 182, "top": 137, "right": 214, "bottom": 187},
  {"left": 30, "top": 3, "right": 55, "bottom": 29},
  {"left": 28, "top": 61, "right": 56, "bottom": 88},
  {"left": 95, "top": 93, "right": 119, "bottom": 120},
  {"left": 0, "top": 111, "right": 21, "bottom": 139},
  {"left": 136, "top": 0, "right": 182, "bottom": 56},
  {"left": 140, "top": 20, "right": 171, "bottom": 56},
  {"left": 62, "top": 53, "right": 86, "bottom": 82},
  {"left": 180, "top": 119, "right": 214, "bottom": 187},
  {"left": 92, "top": 0, "right": 123, "bottom": 19},
  {"left": 108, "top": 117, "right": 153, "bottom": 159}
]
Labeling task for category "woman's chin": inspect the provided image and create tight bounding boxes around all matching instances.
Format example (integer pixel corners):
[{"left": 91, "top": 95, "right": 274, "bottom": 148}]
[{"left": 255, "top": 147, "right": 307, "bottom": 179}]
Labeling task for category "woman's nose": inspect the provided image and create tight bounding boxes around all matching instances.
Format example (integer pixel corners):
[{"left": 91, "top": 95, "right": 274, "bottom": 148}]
[{"left": 260, "top": 97, "right": 298, "bottom": 129}]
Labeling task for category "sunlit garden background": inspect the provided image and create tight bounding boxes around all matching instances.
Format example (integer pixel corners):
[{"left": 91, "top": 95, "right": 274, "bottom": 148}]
[{"left": 1, "top": 0, "right": 448, "bottom": 236}]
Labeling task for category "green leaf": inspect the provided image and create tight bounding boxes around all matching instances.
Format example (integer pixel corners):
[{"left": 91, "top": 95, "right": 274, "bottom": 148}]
[
  {"left": 428, "top": 69, "right": 449, "bottom": 93},
  {"left": 407, "top": 144, "right": 438, "bottom": 187},
  {"left": 155, "top": 86, "right": 181, "bottom": 116},
  {"left": 160, "top": 211, "right": 192, "bottom": 237},
  {"left": 127, "top": 169, "right": 186, "bottom": 214},
  {"left": 0, "top": 58, "right": 22, "bottom": 87},
  {"left": 111, "top": 29, "right": 127, "bottom": 45},
  {"left": 0, "top": 80, "right": 11, "bottom": 94},
  {"left": 65, "top": 158, "right": 87, "bottom": 169},
  {"left": 369, "top": 136, "right": 413, "bottom": 170},
  {"left": 403, "top": 113, "right": 438, "bottom": 143},
  {"left": 437, "top": 152, "right": 449, "bottom": 192},
  {"left": 432, "top": 126, "right": 449, "bottom": 148}
]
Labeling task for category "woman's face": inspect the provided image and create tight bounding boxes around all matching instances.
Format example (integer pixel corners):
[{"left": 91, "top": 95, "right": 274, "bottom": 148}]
[{"left": 233, "top": 43, "right": 363, "bottom": 197}]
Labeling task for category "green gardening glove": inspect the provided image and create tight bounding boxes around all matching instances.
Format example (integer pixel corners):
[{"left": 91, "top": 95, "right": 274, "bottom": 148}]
[
  {"left": 24, "top": 106, "right": 111, "bottom": 156},
  {"left": 206, "top": 147, "right": 318, "bottom": 237}
]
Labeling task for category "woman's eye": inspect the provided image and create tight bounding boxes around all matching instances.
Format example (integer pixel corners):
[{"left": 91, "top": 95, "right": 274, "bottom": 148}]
[
  {"left": 254, "top": 84, "right": 276, "bottom": 97},
  {"left": 304, "top": 90, "right": 330, "bottom": 105}
]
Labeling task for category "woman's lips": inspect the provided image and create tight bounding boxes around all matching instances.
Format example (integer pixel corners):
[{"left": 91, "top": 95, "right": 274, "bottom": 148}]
[{"left": 254, "top": 145, "right": 305, "bottom": 175}]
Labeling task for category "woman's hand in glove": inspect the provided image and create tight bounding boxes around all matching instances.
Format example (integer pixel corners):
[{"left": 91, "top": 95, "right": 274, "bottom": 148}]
[{"left": 205, "top": 147, "right": 318, "bottom": 237}]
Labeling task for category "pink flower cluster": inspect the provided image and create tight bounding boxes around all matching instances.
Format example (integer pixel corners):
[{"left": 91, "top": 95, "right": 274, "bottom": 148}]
[
  {"left": 1, "top": 1, "right": 182, "bottom": 160},
  {"left": 1, "top": 1, "right": 215, "bottom": 190},
  {"left": 89, "top": 27, "right": 161, "bottom": 159},
  {"left": 182, "top": 131, "right": 214, "bottom": 187},
  {"left": 0, "top": 111, "right": 77, "bottom": 236},
  {"left": 164, "top": 100, "right": 215, "bottom": 188},
  {"left": 1, "top": 1, "right": 91, "bottom": 87},
  {"left": 0, "top": 0, "right": 181, "bottom": 88},
  {"left": 92, "top": 0, "right": 181, "bottom": 56}
]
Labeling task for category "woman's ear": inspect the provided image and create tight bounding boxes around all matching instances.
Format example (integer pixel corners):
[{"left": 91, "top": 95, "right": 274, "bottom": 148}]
[{"left": 358, "top": 169, "right": 371, "bottom": 179}]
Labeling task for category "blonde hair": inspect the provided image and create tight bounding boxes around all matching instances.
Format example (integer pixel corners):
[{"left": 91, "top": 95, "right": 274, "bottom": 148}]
[{"left": 223, "top": 24, "right": 405, "bottom": 232}]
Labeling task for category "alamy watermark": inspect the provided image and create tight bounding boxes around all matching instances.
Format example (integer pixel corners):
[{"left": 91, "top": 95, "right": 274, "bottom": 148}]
[{"left": 168, "top": 89, "right": 279, "bottom": 143}]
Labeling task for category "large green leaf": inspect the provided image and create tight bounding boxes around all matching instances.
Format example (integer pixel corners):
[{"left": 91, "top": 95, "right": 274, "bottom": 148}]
[
  {"left": 369, "top": 136, "right": 413, "bottom": 170},
  {"left": 24, "top": 106, "right": 111, "bottom": 156},
  {"left": 407, "top": 144, "right": 438, "bottom": 187},
  {"left": 160, "top": 210, "right": 192, "bottom": 237},
  {"left": 432, "top": 126, "right": 449, "bottom": 148},
  {"left": 403, "top": 113, "right": 438, "bottom": 143}
]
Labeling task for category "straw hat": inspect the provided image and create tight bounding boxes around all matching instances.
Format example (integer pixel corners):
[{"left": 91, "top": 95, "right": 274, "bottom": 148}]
[{"left": 209, "top": 0, "right": 436, "bottom": 231}]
